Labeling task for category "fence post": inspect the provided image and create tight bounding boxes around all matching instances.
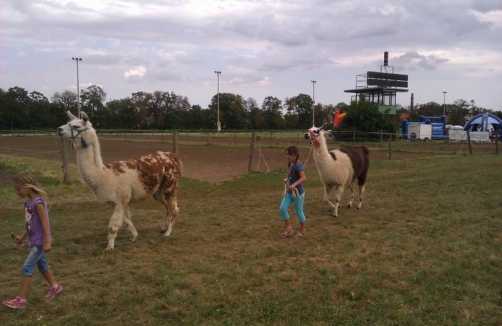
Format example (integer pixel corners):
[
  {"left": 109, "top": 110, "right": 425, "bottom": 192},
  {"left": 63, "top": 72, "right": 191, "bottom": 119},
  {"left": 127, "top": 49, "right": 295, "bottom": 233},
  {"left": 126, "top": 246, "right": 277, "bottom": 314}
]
[
  {"left": 173, "top": 131, "right": 178, "bottom": 154},
  {"left": 353, "top": 130, "right": 356, "bottom": 143},
  {"left": 467, "top": 131, "right": 472, "bottom": 154},
  {"left": 388, "top": 136, "right": 391, "bottom": 160},
  {"left": 248, "top": 132, "right": 257, "bottom": 173},
  {"left": 60, "top": 137, "right": 69, "bottom": 183},
  {"left": 496, "top": 130, "right": 499, "bottom": 155}
]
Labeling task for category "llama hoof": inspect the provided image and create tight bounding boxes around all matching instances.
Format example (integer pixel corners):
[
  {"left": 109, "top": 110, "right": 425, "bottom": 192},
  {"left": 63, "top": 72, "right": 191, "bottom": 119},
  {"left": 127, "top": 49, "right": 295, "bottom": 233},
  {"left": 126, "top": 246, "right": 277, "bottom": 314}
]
[
  {"left": 347, "top": 204, "right": 352, "bottom": 209},
  {"left": 130, "top": 237, "right": 137, "bottom": 242},
  {"left": 105, "top": 246, "right": 115, "bottom": 251}
]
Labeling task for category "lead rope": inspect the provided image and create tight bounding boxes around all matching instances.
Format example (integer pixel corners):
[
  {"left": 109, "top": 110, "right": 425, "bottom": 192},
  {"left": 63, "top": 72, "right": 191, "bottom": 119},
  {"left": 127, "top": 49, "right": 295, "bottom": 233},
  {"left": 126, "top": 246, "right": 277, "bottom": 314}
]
[{"left": 47, "top": 136, "right": 69, "bottom": 213}]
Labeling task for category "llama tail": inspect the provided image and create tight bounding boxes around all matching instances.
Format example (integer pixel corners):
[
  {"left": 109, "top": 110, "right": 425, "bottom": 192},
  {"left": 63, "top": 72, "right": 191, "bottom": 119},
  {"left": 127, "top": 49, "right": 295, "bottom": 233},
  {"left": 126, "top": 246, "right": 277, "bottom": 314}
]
[
  {"left": 176, "top": 156, "right": 184, "bottom": 177},
  {"left": 359, "top": 146, "right": 369, "bottom": 156}
]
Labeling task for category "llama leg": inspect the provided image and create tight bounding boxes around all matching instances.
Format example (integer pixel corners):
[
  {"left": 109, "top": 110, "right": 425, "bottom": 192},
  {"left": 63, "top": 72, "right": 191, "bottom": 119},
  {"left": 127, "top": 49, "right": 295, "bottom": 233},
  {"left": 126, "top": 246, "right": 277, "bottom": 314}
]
[
  {"left": 357, "top": 184, "right": 366, "bottom": 209},
  {"left": 163, "top": 196, "right": 179, "bottom": 237},
  {"left": 332, "top": 186, "right": 345, "bottom": 217},
  {"left": 323, "top": 185, "right": 337, "bottom": 216},
  {"left": 123, "top": 206, "right": 138, "bottom": 242},
  {"left": 347, "top": 183, "right": 355, "bottom": 209},
  {"left": 107, "top": 204, "right": 125, "bottom": 250}
]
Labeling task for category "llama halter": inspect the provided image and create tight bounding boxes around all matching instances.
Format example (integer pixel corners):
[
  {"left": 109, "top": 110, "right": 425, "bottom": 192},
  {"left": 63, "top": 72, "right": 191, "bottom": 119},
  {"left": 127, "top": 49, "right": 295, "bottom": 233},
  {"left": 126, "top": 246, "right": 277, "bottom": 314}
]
[
  {"left": 68, "top": 123, "right": 89, "bottom": 148},
  {"left": 306, "top": 128, "right": 321, "bottom": 147}
]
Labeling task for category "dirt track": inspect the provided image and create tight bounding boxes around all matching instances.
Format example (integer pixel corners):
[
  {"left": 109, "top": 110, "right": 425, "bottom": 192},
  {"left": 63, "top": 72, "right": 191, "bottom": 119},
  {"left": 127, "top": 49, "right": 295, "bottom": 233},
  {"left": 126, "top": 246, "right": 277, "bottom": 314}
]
[{"left": 0, "top": 135, "right": 498, "bottom": 184}]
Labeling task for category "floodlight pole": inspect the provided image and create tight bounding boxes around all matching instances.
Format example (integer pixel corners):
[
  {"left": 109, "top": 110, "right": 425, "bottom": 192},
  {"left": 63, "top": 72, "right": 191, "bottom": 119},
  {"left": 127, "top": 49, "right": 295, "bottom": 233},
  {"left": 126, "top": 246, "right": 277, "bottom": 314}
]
[
  {"left": 72, "top": 57, "right": 82, "bottom": 118},
  {"left": 214, "top": 71, "right": 221, "bottom": 132},
  {"left": 311, "top": 80, "right": 316, "bottom": 126},
  {"left": 442, "top": 91, "right": 447, "bottom": 116}
]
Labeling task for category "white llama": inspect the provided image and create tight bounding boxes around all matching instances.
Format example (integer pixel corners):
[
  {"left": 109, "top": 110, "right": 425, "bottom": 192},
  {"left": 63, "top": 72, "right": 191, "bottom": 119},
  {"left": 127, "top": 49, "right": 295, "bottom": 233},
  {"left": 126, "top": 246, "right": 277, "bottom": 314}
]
[
  {"left": 57, "top": 111, "right": 183, "bottom": 250},
  {"left": 305, "top": 124, "right": 369, "bottom": 217}
]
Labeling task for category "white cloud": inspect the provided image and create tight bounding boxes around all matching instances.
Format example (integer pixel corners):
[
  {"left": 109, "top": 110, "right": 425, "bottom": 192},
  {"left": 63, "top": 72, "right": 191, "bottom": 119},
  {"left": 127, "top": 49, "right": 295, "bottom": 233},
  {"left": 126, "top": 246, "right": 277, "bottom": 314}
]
[{"left": 124, "top": 66, "right": 147, "bottom": 79}]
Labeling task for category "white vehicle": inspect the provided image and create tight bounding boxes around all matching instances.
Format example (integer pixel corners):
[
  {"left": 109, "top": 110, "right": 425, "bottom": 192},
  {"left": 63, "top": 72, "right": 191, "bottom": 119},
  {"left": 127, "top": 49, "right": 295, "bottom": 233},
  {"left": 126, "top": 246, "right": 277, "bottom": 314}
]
[{"left": 408, "top": 123, "right": 432, "bottom": 141}]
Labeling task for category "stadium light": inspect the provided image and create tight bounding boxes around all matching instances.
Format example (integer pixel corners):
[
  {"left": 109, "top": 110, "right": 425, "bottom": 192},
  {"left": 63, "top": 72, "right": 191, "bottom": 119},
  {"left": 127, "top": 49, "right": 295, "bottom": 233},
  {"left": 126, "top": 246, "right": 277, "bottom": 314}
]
[
  {"left": 72, "top": 57, "right": 82, "bottom": 118},
  {"left": 311, "top": 80, "right": 316, "bottom": 126},
  {"left": 442, "top": 91, "right": 447, "bottom": 116},
  {"left": 214, "top": 71, "right": 221, "bottom": 132}
]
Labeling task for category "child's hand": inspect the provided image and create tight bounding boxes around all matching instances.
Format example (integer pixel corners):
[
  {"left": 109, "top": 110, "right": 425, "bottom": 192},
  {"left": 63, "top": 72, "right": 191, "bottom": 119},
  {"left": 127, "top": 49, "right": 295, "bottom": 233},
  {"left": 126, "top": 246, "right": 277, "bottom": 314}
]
[
  {"left": 12, "top": 233, "right": 22, "bottom": 244},
  {"left": 43, "top": 242, "right": 51, "bottom": 252}
]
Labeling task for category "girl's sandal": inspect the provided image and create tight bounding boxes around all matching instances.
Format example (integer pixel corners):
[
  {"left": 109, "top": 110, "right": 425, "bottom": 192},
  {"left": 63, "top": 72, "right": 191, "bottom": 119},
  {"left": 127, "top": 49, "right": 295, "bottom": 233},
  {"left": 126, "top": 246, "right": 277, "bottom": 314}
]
[{"left": 279, "top": 228, "right": 294, "bottom": 238}]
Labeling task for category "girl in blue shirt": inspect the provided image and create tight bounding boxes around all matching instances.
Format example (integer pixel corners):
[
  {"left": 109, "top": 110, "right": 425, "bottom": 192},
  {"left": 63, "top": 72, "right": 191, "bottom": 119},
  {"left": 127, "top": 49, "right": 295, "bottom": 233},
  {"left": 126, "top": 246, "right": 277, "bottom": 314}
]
[{"left": 279, "top": 146, "right": 307, "bottom": 238}]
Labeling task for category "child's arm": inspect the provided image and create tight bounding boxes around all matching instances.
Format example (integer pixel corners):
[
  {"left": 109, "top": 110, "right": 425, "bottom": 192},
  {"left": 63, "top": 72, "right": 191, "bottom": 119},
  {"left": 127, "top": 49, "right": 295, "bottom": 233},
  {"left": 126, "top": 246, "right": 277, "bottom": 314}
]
[
  {"left": 287, "top": 170, "right": 306, "bottom": 191},
  {"left": 12, "top": 230, "right": 27, "bottom": 244},
  {"left": 36, "top": 202, "right": 52, "bottom": 252}
]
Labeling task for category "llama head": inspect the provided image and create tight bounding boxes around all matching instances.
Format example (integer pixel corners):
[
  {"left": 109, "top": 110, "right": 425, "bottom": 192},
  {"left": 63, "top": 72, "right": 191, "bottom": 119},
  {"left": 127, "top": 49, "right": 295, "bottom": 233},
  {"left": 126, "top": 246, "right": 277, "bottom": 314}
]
[
  {"left": 305, "top": 123, "right": 330, "bottom": 147},
  {"left": 57, "top": 111, "right": 94, "bottom": 148}
]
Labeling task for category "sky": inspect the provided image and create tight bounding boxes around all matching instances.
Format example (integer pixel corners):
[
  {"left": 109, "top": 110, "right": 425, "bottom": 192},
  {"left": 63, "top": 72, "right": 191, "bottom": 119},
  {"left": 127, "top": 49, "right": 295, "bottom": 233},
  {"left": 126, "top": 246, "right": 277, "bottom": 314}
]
[{"left": 1, "top": 0, "right": 501, "bottom": 111}]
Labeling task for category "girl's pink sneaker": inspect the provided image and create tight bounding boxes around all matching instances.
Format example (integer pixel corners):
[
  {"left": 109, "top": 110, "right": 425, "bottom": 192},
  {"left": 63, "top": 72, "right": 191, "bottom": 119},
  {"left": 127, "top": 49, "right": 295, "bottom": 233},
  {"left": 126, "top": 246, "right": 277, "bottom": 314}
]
[{"left": 3, "top": 296, "right": 27, "bottom": 309}]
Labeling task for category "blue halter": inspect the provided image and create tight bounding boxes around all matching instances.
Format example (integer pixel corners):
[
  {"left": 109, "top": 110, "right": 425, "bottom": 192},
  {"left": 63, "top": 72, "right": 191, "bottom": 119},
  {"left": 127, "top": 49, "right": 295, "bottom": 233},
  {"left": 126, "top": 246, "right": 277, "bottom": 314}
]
[{"left": 68, "top": 123, "right": 89, "bottom": 148}]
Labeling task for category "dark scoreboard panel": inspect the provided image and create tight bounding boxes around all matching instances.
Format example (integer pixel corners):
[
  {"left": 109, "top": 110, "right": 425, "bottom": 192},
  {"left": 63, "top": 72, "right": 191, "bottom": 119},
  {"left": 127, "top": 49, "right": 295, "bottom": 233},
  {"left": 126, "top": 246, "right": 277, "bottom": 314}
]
[{"left": 366, "top": 71, "right": 408, "bottom": 88}]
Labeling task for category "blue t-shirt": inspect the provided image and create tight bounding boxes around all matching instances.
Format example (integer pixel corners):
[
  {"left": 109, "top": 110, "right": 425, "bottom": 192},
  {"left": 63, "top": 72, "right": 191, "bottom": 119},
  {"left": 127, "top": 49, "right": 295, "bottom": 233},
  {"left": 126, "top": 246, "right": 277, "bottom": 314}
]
[
  {"left": 24, "top": 196, "right": 51, "bottom": 247},
  {"left": 287, "top": 161, "right": 305, "bottom": 195}
]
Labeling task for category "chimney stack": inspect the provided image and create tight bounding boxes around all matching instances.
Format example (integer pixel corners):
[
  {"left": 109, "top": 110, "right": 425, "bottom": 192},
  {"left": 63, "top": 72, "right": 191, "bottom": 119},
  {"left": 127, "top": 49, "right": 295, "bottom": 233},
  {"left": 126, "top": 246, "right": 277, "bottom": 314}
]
[{"left": 384, "top": 51, "right": 389, "bottom": 66}]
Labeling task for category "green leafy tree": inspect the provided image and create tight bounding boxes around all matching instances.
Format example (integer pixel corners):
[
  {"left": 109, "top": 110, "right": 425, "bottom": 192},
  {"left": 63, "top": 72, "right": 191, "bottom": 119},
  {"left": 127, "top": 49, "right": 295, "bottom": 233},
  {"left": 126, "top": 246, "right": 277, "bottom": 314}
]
[
  {"left": 261, "top": 96, "right": 284, "bottom": 129},
  {"left": 105, "top": 98, "right": 140, "bottom": 129},
  {"left": 210, "top": 93, "right": 247, "bottom": 130},
  {"left": 339, "top": 95, "right": 397, "bottom": 132},
  {"left": 417, "top": 102, "right": 442, "bottom": 116},
  {"left": 131, "top": 91, "right": 153, "bottom": 128},
  {"left": 51, "top": 90, "right": 78, "bottom": 115},
  {"left": 81, "top": 85, "right": 107, "bottom": 127},
  {"left": 284, "top": 94, "right": 313, "bottom": 129}
]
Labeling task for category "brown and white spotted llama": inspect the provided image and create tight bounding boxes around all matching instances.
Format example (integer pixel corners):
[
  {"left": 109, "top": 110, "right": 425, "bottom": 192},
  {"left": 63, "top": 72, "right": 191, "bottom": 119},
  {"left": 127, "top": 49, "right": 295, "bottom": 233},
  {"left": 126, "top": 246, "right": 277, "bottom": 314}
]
[
  {"left": 305, "top": 123, "right": 369, "bottom": 217},
  {"left": 57, "top": 111, "right": 182, "bottom": 250}
]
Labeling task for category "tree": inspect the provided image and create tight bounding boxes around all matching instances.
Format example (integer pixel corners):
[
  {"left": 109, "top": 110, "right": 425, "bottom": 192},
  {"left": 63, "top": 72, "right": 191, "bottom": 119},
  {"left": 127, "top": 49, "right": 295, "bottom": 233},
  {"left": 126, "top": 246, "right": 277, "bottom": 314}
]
[
  {"left": 261, "top": 96, "right": 284, "bottom": 129},
  {"left": 4, "top": 87, "right": 30, "bottom": 128},
  {"left": 51, "top": 90, "right": 78, "bottom": 115},
  {"left": 416, "top": 102, "right": 442, "bottom": 116},
  {"left": 81, "top": 85, "right": 107, "bottom": 127},
  {"left": 210, "top": 93, "right": 247, "bottom": 129},
  {"left": 284, "top": 94, "right": 313, "bottom": 129},
  {"left": 339, "top": 95, "right": 397, "bottom": 133},
  {"left": 131, "top": 91, "right": 153, "bottom": 128},
  {"left": 105, "top": 98, "right": 140, "bottom": 129}
]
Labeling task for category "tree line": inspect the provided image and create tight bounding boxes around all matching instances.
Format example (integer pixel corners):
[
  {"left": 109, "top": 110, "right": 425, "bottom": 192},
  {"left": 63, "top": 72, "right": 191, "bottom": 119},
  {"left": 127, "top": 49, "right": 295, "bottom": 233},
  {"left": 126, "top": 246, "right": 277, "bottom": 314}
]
[{"left": 0, "top": 85, "right": 499, "bottom": 132}]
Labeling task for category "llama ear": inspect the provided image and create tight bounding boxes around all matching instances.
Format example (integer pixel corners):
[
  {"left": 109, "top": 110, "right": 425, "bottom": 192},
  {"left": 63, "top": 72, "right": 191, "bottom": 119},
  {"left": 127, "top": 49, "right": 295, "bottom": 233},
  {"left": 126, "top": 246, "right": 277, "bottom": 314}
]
[
  {"left": 81, "top": 111, "right": 89, "bottom": 123},
  {"left": 67, "top": 111, "right": 77, "bottom": 120}
]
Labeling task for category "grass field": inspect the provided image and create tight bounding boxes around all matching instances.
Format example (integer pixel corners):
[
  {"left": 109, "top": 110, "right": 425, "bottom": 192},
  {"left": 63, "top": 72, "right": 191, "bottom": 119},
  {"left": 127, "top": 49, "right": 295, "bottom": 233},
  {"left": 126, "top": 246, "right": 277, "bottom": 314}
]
[{"left": 0, "top": 152, "right": 501, "bottom": 325}]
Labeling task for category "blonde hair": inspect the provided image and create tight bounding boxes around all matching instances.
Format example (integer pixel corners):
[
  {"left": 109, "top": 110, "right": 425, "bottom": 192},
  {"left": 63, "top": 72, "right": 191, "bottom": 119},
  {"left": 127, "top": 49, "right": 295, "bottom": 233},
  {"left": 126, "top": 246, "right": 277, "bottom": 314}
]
[{"left": 12, "top": 171, "right": 47, "bottom": 198}]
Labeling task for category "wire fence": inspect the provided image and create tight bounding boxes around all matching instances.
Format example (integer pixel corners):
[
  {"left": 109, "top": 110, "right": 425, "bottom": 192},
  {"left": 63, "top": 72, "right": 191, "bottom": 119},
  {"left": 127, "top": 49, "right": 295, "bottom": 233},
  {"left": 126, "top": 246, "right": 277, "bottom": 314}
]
[{"left": 1, "top": 129, "right": 499, "bottom": 157}]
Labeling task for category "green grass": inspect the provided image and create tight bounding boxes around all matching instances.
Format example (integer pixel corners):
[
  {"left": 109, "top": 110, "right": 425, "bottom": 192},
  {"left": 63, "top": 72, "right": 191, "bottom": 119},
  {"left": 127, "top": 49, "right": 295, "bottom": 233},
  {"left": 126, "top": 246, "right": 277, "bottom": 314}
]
[{"left": 0, "top": 153, "right": 501, "bottom": 325}]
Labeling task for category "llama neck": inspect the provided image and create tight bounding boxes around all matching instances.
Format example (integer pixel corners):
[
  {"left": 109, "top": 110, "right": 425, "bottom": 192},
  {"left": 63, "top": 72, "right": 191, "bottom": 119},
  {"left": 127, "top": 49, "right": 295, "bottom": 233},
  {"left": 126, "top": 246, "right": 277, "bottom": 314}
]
[
  {"left": 75, "top": 132, "right": 105, "bottom": 191},
  {"left": 312, "top": 132, "right": 335, "bottom": 170}
]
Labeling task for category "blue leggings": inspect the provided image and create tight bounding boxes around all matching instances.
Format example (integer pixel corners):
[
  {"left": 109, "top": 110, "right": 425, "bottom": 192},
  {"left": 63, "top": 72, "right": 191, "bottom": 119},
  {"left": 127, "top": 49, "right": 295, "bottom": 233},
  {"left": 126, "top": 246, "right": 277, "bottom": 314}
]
[{"left": 279, "top": 192, "right": 306, "bottom": 222}]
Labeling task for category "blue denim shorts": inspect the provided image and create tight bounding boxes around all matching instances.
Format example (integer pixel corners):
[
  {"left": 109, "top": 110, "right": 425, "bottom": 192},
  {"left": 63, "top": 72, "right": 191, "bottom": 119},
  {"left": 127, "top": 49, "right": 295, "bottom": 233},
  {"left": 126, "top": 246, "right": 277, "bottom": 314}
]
[{"left": 21, "top": 246, "right": 49, "bottom": 277}]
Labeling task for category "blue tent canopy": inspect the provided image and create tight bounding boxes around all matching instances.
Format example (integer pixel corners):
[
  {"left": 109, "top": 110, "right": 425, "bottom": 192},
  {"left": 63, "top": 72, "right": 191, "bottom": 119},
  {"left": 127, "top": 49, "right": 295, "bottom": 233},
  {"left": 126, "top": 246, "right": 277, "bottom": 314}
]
[{"left": 464, "top": 113, "right": 502, "bottom": 132}]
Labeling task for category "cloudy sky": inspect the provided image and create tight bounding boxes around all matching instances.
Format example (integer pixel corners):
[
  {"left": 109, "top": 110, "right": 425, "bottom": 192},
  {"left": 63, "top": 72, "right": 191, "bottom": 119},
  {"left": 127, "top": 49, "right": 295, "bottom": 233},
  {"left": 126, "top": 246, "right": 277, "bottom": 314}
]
[{"left": 1, "top": 0, "right": 501, "bottom": 111}]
